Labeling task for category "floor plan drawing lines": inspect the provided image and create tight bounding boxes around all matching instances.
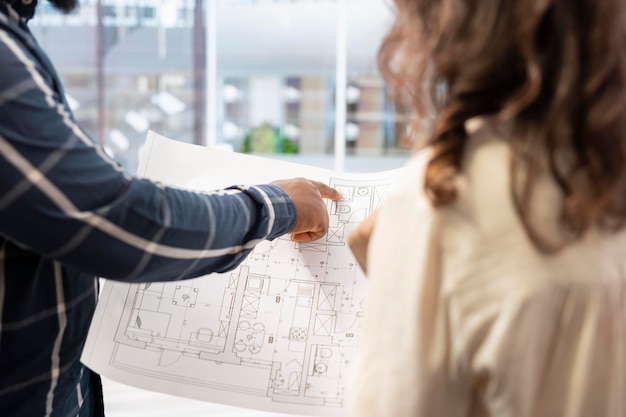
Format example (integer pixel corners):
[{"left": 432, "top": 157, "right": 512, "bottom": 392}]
[{"left": 82, "top": 132, "right": 403, "bottom": 417}]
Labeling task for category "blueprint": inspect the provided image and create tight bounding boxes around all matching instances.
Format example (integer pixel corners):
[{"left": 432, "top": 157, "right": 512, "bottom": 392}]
[{"left": 81, "top": 131, "right": 402, "bottom": 416}]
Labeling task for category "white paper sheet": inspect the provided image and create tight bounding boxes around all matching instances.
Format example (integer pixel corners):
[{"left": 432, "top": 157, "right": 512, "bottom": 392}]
[{"left": 82, "top": 131, "right": 402, "bottom": 416}]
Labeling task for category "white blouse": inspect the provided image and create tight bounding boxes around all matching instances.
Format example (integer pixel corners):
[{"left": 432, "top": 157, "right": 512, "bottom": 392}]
[{"left": 348, "top": 122, "right": 626, "bottom": 417}]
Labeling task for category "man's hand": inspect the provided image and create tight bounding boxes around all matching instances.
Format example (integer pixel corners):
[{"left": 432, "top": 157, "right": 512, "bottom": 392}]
[
  {"left": 348, "top": 209, "right": 379, "bottom": 275},
  {"left": 271, "top": 178, "right": 342, "bottom": 242}
]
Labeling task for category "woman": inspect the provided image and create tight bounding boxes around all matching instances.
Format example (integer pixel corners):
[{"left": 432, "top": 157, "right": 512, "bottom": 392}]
[{"left": 348, "top": 1, "right": 626, "bottom": 416}]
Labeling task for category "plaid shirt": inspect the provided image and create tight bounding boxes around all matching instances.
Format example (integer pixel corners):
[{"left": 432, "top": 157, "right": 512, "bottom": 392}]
[{"left": 0, "top": 2, "right": 297, "bottom": 416}]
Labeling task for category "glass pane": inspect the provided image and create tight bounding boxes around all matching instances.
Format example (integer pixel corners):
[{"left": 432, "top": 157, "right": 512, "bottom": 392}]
[
  {"left": 216, "top": 0, "right": 338, "bottom": 169},
  {"left": 345, "top": 0, "right": 411, "bottom": 172},
  {"left": 31, "top": 0, "right": 198, "bottom": 173}
]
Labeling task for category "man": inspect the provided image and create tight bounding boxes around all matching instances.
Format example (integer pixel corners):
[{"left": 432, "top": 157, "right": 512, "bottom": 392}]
[{"left": 0, "top": 1, "right": 342, "bottom": 415}]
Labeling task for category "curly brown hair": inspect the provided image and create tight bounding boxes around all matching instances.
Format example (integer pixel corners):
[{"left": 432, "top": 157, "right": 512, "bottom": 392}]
[{"left": 380, "top": 0, "right": 626, "bottom": 251}]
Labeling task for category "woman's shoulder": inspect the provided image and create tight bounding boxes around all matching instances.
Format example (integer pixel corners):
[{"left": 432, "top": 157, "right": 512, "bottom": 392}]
[{"left": 442, "top": 118, "right": 626, "bottom": 301}]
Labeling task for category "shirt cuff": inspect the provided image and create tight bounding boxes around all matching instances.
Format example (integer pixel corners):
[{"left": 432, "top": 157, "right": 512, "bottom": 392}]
[{"left": 229, "top": 183, "right": 297, "bottom": 241}]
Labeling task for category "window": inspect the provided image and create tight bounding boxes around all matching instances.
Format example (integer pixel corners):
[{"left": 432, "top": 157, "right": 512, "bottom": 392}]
[{"left": 31, "top": 0, "right": 411, "bottom": 174}]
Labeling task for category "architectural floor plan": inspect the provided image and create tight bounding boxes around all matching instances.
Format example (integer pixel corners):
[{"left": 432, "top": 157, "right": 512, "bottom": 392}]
[{"left": 82, "top": 132, "right": 402, "bottom": 416}]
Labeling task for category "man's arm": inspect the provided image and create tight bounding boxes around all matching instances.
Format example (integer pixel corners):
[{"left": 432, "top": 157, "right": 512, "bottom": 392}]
[{"left": 0, "top": 27, "right": 339, "bottom": 282}]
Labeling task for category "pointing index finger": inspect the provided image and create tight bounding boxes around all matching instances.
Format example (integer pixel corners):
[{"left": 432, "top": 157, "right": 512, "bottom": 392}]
[{"left": 315, "top": 181, "right": 343, "bottom": 200}]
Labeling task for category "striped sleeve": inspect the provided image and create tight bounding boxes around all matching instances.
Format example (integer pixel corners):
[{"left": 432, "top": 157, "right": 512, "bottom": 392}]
[{"left": 0, "top": 26, "right": 296, "bottom": 283}]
